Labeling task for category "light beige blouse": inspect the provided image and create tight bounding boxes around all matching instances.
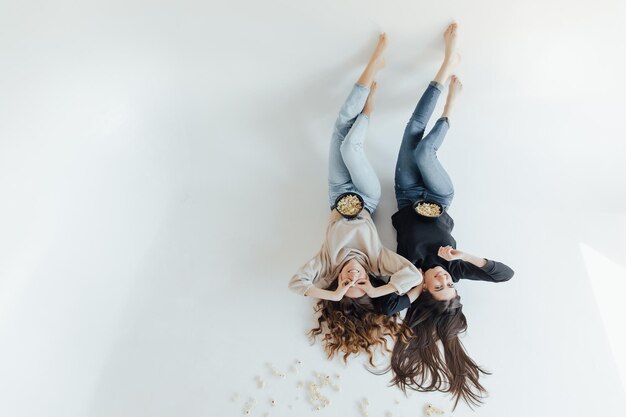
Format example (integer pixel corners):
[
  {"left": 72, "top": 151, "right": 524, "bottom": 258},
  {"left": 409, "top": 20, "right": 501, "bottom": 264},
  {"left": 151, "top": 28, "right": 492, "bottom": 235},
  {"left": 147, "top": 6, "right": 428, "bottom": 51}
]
[{"left": 289, "top": 209, "right": 422, "bottom": 296}]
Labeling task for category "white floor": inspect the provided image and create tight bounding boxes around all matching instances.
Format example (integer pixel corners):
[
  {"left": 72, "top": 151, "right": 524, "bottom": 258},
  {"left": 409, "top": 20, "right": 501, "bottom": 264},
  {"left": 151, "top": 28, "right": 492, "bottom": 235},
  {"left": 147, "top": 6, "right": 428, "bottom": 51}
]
[{"left": 1, "top": 1, "right": 626, "bottom": 416}]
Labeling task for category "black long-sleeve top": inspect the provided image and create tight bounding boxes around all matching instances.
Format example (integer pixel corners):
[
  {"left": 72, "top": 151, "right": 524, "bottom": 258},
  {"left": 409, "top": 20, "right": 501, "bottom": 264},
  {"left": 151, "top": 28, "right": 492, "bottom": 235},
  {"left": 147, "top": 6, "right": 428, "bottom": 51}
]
[{"left": 391, "top": 205, "right": 515, "bottom": 283}]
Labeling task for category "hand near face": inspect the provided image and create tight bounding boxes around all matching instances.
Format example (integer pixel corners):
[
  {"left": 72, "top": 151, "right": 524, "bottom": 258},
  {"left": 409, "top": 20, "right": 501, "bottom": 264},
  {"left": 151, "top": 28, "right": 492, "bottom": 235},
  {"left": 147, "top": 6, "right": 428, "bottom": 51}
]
[
  {"left": 334, "top": 276, "right": 359, "bottom": 300},
  {"left": 437, "top": 245, "right": 465, "bottom": 261},
  {"left": 355, "top": 275, "right": 374, "bottom": 296}
]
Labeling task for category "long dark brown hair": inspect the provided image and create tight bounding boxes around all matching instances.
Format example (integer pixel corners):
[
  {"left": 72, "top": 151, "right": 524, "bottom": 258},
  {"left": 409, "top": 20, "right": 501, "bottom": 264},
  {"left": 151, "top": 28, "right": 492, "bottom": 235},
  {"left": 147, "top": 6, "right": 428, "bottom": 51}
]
[
  {"left": 309, "top": 276, "right": 410, "bottom": 367},
  {"left": 388, "top": 292, "right": 490, "bottom": 409}
]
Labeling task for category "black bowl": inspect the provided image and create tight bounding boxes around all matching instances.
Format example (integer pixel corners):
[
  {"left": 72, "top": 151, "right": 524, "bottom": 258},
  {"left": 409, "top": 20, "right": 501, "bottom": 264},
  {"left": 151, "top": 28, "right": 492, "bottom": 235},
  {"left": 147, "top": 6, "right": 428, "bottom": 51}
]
[
  {"left": 413, "top": 200, "right": 443, "bottom": 220},
  {"left": 334, "top": 192, "right": 365, "bottom": 219}
]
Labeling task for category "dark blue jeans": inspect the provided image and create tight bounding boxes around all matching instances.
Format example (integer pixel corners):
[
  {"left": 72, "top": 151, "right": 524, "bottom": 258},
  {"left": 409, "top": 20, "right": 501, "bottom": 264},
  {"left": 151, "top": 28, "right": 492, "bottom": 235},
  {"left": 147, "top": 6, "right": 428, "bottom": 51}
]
[{"left": 394, "top": 81, "right": 454, "bottom": 211}]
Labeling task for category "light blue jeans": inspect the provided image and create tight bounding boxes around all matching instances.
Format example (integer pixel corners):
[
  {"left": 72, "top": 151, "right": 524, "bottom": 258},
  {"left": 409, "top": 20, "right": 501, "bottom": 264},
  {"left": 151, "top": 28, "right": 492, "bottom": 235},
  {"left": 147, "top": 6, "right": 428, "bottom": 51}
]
[
  {"left": 394, "top": 81, "right": 454, "bottom": 211},
  {"left": 328, "top": 83, "right": 381, "bottom": 213}
]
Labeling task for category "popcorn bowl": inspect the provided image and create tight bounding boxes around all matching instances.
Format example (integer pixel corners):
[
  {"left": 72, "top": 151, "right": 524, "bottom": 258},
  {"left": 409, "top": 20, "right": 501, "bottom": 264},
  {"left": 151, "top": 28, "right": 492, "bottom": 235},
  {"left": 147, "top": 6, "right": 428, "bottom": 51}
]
[
  {"left": 334, "top": 192, "right": 364, "bottom": 219},
  {"left": 413, "top": 200, "right": 443, "bottom": 220}
]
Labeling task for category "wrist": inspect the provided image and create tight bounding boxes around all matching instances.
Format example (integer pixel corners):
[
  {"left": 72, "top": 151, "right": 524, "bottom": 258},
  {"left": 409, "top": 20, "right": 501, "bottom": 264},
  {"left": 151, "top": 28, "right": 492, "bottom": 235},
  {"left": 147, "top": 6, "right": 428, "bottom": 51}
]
[{"left": 333, "top": 288, "right": 346, "bottom": 301}]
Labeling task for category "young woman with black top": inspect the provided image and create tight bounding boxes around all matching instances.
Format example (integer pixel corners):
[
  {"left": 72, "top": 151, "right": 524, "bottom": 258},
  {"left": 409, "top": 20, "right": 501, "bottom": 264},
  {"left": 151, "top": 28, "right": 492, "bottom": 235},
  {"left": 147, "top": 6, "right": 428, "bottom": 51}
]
[{"left": 387, "top": 23, "right": 515, "bottom": 408}]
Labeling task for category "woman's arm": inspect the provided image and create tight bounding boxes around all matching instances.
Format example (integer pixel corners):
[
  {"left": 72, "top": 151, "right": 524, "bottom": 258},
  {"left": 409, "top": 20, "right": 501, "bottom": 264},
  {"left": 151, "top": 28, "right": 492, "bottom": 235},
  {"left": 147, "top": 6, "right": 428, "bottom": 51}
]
[
  {"left": 357, "top": 277, "right": 423, "bottom": 299},
  {"left": 359, "top": 281, "right": 398, "bottom": 298},
  {"left": 378, "top": 247, "right": 423, "bottom": 294},
  {"left": 304, "top": 277, "right": 358, "bottom": 301},
  {"left": 406, "top": 282, "right": 423, "bottom": 302},
  {"left": 375, "top": 281, "right": 423, "bottom": 316},
  {"left": 288, "top": 252, "right": 325, "bottom": 296},
  {"left": 438, "top": 246, "right": 515, "bottom": 282},
  {"left": 438, "top": 246, "right": 486, "bottom": 267}
]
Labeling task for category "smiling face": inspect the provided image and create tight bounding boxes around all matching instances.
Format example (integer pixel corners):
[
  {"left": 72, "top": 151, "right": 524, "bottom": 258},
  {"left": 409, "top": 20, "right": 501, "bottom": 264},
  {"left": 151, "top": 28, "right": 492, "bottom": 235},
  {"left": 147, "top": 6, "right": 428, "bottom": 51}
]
[
  {"left": 339, "top": 259, "right": 366, "bottom": 298},
  {"left": 423, "top": 266, "right": 457, "bottom": 301}
]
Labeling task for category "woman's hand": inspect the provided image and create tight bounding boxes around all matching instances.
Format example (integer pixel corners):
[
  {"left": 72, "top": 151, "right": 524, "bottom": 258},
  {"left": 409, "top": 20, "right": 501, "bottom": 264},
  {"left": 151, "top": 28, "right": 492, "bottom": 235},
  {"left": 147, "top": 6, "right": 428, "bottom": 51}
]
[
  {"left": 333, "top": 277, "right": 358, "bottom": 301},
  {"left": 355, "top": 276, "right": 375, "bottom": 296},
  {"left": 438, "top": 245, "right": 465, "bottom": 261},
  {"left": 438, "top": 246, "right": 488, "bottom": 267}
]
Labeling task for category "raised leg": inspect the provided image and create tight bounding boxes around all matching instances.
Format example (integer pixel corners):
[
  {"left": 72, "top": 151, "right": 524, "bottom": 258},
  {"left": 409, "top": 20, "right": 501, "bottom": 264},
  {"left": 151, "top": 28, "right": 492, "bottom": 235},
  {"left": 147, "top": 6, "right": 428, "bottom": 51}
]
[
  {"left": 339, "top": 83, "right": 381, "bottom": 211},
  {"left": 333, "top": 33, "right": 387, "bottom": 139},
  {"left": 328, "top": 34, "right": 387, "bottom": 212},
  {"left": 394, "top": 23, "right": 461, "bottom": 210},
  {"left": 394, "top": 81, "right": 444, "bottom": 193},
  {"left": 328, "top": 83, "right": 370, "bottom": 203},
  {"left": 413, "top": 75, "right": 464, "bottom": 208},
  {"left": 413, "top": 118, "right": 454, "bottom": 204}
]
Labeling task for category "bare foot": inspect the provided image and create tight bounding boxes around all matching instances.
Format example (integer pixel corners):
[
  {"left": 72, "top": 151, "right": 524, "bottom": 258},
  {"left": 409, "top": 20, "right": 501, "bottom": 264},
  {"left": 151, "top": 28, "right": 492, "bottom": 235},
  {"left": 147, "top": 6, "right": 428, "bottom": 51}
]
[
  {"left": 369, "top": 32, "right": 387, "bottom": 71},
  {"left": 363, "top": 81, "right": 378, "bottom": 116},
  {"left": 434, "top": 24, "right": 461, "bottom": 84},
  {"left": 442, "top": 75, "right": 463, "bottom": 118},
  {"left": 447, "top": 75, "right": 463, "bottom": 101},
  {"left": 357, "top": 33, "right": 387, "bottom": 87},
  {"left": 444, "top": 23, "right": 458, "bottom": 59}
]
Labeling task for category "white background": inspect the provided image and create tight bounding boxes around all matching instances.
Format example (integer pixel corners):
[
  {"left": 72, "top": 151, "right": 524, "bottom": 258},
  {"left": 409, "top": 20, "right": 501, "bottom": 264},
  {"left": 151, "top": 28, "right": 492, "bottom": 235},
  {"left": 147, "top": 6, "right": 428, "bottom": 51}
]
[{"left": 1, "top": 0, "right": 625, "bottom": 416}]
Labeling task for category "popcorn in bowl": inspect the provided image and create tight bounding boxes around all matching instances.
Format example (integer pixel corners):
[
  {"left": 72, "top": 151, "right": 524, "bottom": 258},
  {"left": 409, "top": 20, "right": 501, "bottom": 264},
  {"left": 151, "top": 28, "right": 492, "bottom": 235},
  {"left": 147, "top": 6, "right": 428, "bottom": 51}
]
[
  {"left": 335, "top": 193, "right": 363, "bottom": 218},
  {"left": 414, "top": 201, "right": 442, "bottom": 217}
]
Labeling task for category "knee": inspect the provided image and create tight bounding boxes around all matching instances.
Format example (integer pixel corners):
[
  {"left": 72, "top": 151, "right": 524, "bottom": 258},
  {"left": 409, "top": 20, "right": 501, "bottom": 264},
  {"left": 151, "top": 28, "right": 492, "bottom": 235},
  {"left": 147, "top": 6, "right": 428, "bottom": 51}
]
[
  {"left": 414, "top": 143, "right": 435, "bottom": 165},
  {"left": 339, "top": 139, "right": 363, "bottom": 157},
  {"left": 370, "top": 183, "right": 382, "bottom": 201},
  {"left": 361, "top": 179, "right": 381, "bottom": 204},
  {"left": 405, "top": 119, "right": 426, "bottom": 137}
]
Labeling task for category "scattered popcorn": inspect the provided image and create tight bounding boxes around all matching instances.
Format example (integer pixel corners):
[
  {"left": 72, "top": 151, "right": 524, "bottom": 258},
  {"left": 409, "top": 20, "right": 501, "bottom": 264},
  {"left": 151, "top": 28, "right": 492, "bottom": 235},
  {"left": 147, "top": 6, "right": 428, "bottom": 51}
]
[
  {"left": 231, "top": 359, "right": 443, "bottom": 416},
  {"left": 242, "top": 398, "right": 256, "bottom": 415},
  {"left": 426, "top": 403, "right": 445, "bottom": 416}
]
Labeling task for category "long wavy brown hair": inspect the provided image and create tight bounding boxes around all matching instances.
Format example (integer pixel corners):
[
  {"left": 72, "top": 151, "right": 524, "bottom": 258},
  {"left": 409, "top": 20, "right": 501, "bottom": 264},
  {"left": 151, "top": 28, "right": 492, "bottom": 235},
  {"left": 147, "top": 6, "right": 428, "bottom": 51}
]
[
  {"left": 309, "top": 276, "right": 410, "bottom": 367},
  {"left": 387, "top": 292, "right": 490, "bottom": 409}
]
